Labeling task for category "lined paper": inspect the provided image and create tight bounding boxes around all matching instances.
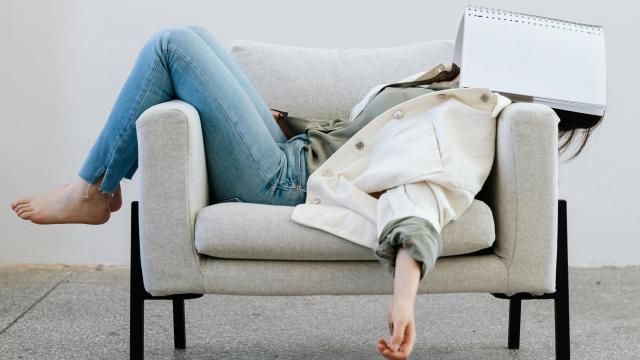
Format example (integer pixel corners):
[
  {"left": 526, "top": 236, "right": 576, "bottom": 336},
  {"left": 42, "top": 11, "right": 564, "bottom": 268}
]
[{"left": 453, "top": 5, "right": 606, "bottom": 115}]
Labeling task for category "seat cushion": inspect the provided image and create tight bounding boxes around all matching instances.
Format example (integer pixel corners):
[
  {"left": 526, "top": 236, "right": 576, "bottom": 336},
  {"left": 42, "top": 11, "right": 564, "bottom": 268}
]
[{"left": 194, "top": 200, "right": 495, "bottom": 261}]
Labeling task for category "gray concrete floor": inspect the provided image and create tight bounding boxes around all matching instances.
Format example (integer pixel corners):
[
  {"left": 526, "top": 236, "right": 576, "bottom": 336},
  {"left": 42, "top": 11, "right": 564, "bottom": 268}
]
[{"left": 0, "top": 266, "right": 638, "bottom": 360}]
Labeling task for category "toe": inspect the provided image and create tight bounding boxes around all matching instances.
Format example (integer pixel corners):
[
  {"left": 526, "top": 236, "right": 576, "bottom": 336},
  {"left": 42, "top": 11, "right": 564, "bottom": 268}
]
[
  {"left": 12, "top": 197, "right": 31, "bottom": 210},
  {"left": 17, "top": 206, "right": 32, "bottom": 216},
  {"left": 10, "top": 199, "right": 21, "bottom": 210},
  {"left": 15, "top": 203, "right": 31, "bottom": 213},
  {"left": 19, "top": 210, "right": 33, "bottom": 220}
]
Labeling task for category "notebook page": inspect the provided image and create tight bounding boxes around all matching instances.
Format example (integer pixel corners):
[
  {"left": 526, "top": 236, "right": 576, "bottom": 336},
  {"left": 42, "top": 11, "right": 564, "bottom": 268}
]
[{"left": 457, "top": 6, "right": 606, "bottom": 108}]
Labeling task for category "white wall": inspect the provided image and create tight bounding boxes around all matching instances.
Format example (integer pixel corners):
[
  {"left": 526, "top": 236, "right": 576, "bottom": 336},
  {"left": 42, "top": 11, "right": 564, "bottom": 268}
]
[{"left": 1, "top": 0, "right": 637, "bottom": 266}]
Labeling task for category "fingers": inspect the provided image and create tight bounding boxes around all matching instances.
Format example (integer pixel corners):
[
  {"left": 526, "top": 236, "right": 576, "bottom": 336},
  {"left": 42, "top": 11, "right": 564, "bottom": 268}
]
[
  {"left": 377, "top": 338, "right": 395, "bottom": 359},
  {"left": 399, "top": 321, "right": 416, "bottom": 355},
  {"left": 378, "top": 338, "right": 410, "bottom": 360},
  {"left": 377, "top": 338, "right": 388, "bottom": 355},
  {"left": 388, "top": 319, "right": 406, "bottom": 352},
  {"left": 378, "top": 322, "right": 415, "bottom": 360}
]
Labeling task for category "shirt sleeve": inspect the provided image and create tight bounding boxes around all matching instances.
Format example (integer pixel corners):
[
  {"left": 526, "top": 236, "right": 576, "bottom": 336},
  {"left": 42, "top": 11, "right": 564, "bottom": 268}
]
[{"left": 373, "top": 215, "right": 443, "bottom": 282}]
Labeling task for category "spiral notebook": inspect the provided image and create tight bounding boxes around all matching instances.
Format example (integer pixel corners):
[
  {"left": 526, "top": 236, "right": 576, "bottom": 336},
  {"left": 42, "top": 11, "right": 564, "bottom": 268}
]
[{"left": 452, "top": 5, "right": 606, "bottom": 116}]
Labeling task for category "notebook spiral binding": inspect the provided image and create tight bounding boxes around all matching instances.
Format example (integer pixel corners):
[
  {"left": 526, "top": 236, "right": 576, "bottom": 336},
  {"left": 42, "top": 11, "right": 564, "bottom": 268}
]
[{"left": 466, "top": 4, "right": 603, "bottom": 36}]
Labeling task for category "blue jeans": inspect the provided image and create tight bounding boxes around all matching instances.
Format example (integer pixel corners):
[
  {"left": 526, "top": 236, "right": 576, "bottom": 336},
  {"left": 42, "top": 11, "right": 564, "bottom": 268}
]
[{"left": 78, "top": 26, "right": 310, "bottom": 206}]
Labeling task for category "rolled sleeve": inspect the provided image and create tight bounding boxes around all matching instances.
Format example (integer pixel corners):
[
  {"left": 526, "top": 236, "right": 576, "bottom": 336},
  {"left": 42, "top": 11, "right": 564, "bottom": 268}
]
[{"left": 373, "top": 215, "right": 443, "bottom": 281}]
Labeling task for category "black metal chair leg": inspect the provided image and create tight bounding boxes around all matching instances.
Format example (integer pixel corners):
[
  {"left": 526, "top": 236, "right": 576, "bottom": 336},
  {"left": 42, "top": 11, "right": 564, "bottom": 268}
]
[
  {"left": 508, "top": 298, "right": 521, "bottom": 349},
  {"left": 130, "top": 289, "right": 145, "bottom": 360},
  {"left": 173, "top": 299, "right": 186, "bottom": 349},
  {"left": 554, "top": 199, "right": 570, "bottom": 359},
  {"left": 130, "top": 201, "right": 145, "bottom": 360}
]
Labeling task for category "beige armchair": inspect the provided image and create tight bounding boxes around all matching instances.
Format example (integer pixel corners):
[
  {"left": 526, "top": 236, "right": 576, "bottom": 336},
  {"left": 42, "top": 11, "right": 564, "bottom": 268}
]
[{"left": 129, "top": 39, "right": 568, "bottom": 359}]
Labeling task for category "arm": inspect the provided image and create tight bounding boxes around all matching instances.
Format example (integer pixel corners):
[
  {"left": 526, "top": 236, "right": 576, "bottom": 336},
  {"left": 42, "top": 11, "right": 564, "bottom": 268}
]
[
  {"left": 375, "top": 221, "right": 429, "bottom": 358},
  {"left": 489, "top": 102, "right": 560, "bottom": 295},
  {"left": 394, "top": 247, "right": 421, "bottom": 300},
  {"left": 373, "top": 215, "right": 443, "bottom": 282},
  {"left": 136, "top": 100, "right": 208, "bottom": 296}
]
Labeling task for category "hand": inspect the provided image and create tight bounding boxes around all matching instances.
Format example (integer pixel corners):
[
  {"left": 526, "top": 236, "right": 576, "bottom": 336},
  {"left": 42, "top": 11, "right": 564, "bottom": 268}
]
[
  {"left": 269, "top": 108, "right": 296, "bottom": 140},
  {"left": 376, "top": 297, "right": 416, "bottom": 359}
]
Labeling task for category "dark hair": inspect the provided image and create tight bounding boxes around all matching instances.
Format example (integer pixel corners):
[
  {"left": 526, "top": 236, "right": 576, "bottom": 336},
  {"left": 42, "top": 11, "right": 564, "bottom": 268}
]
[{"left": 554, "top": 108, "right": 605, "bottom": 160}]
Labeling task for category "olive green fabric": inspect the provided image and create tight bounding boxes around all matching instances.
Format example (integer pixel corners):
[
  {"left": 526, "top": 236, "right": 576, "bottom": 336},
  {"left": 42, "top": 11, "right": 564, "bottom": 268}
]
[
  {"left": 373, "top": 216, "right": 443, "bottom": 281},
  {"left": 286, "top": 82, "right": 453, "bottom": 177}
]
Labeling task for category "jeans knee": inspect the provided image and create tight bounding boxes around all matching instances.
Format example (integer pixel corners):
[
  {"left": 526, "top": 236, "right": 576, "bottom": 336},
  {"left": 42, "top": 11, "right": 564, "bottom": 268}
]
[
  {"left": 184, "top": 25, "right": 207, "bottom": 36},
  {"left": 148, "top": 25, "right": 201, "bottom": 52}
]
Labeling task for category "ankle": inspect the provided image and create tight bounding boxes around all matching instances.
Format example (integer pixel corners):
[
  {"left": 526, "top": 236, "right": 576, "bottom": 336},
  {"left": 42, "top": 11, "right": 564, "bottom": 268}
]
[{"left": 74, "top": 177, "right": 102, "bottom": 200}]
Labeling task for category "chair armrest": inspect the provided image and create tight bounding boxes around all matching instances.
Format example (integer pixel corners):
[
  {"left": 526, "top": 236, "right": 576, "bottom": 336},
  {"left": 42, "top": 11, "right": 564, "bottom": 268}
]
[
  {"left": 489, "top": 102, "right": 560, "bottom": 295},
  {"left": 136, "top": 100, "right": 208, "bottom": 296}
]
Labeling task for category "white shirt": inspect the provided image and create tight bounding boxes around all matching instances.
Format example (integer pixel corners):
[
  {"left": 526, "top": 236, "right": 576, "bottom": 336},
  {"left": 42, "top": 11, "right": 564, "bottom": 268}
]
[{"left": 290, "top": 63, "right": 512, "bottom": 250}]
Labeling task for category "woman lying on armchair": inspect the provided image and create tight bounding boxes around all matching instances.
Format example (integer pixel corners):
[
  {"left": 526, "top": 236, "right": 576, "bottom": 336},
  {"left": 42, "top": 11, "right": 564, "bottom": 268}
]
[{"left": 10, "top": 26, "right": 602, "bottom": 360}]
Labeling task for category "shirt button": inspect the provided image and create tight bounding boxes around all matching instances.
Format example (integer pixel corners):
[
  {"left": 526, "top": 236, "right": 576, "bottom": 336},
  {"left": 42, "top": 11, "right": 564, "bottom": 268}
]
[
  {"left": 355, "top": 141, "right": 365, "bottom": 150},
  {"left": 480, "top": 94, "right": 490, "bottom": 102},
  {"left": 311, "top": 198, "right": 321, "bottom": 204},
  {"left": 392, "top": 110, "right": 404, "bottom": 119},
  {"left": 437, "top": 93, "right": 447, "bottom": 99},
  {"left": 322, "top": 169, "right": 333, "bottom": 177}
]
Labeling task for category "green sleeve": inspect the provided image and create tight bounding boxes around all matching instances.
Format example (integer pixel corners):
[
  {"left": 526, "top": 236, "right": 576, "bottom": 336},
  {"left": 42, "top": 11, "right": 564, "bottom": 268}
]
[
  {"left": 285, "top": 115, "right": 351, "bottom": 135},
  {"left": 373, "top": 216, "right": 443, "bottom": 282}
]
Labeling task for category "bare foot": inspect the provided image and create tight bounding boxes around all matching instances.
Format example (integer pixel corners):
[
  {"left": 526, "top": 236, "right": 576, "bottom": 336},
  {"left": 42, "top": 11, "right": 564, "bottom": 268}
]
[
  {"left": 376, "top": 297, "right": 416, "bottom": 359},
  {"left": 10, "top": 176, "right": 114, "bottom": 225}
]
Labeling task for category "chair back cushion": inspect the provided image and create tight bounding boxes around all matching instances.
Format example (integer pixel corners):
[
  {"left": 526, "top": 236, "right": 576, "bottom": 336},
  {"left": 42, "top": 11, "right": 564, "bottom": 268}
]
[{"left": 228, "top": 39, "right": 454, "bottom": 120}]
